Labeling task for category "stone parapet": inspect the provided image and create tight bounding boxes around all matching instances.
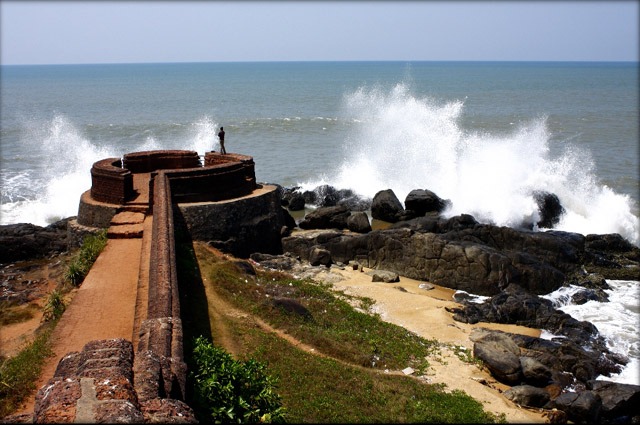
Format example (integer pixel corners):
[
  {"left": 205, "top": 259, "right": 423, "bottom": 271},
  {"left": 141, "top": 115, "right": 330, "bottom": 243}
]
[
  {"left": 90, "top": 158, "right": 134, "bottom": 205},
  {"left": 33, "top": 338, "right": 195, "bottom": 423},
  {"left": 123, "top": 150, "right": 201, "bottom": 173}
]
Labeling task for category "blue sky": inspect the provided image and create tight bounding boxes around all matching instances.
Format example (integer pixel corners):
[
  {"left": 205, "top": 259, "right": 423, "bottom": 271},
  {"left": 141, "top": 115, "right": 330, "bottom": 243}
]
[{"left": 1, "top": 1, "right": 638, "bottom": 65}]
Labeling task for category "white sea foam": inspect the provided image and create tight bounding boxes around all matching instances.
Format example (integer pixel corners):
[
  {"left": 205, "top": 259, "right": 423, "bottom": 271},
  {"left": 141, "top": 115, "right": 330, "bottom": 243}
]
[
  {"left": 0, "top": 114, "right": 219, "bottom": 226},
  {"left": 541, "top": 280, "right": 640, "bottom": 385},
  {"left": 304, "top": 83, "right": 639, "bottom": 246}
]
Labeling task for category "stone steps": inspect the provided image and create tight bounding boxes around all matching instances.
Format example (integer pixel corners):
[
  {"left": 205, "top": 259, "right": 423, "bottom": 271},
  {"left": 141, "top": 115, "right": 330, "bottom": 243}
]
[{"left": 108, "top": 211, "right": 146, "bottom": 239}]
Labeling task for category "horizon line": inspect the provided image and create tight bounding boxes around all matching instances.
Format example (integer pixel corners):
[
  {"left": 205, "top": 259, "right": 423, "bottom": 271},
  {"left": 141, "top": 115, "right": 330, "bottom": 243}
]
[{"left": 2, "top": 59, "right": 639, "bottom": 67}]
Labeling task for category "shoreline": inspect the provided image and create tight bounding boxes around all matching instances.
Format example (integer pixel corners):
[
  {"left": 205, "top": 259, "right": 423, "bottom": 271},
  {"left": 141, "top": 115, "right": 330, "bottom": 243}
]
[{"left": 318, "top": 264, "right": 547, "bottom": 423}]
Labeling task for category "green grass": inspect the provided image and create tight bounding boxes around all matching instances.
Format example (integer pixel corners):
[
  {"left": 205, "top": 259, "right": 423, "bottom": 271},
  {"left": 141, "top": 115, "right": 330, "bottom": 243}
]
[
  {"left": 0, "top": 322, "right": 55, "bottom": 418},
  {"left": 64, "top": 229, "right": 108, "bottom": 286},
  {"left": 179, "top": 242, "right": 503, "bottom": 423}
]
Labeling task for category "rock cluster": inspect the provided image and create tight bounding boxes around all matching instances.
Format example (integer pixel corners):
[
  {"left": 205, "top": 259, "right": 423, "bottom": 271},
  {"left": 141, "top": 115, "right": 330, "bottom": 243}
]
[{"left": 277, "top": 184, "right": 640, "bottom": 424}]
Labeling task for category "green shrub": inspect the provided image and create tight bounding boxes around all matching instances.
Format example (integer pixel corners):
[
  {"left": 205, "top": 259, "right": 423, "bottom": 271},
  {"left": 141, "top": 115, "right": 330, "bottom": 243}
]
[
  {"left": 42, "top": 289, "right": 66, "bottom": 322},
  {"left": 190, "top": 336, "right": 286, "bottom": 423},
  {"left": 65, "top": 229, "right": 107, "bottom": 286}
]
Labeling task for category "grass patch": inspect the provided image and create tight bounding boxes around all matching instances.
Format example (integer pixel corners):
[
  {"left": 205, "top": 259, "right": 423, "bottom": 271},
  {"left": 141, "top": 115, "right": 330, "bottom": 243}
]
[
  {"left": 180, "top": 242, "right": 503, "bottom": 423},
  {"left": 64, "top": 229, "right": 108, "bottom": 286},
  {"left": 0, "top": 322, "right": 55, "bottom": 418}
]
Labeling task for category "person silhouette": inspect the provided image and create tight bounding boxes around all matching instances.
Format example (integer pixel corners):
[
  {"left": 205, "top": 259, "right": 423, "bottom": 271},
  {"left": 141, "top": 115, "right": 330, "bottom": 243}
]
[{"left": 218, "top": 126, "right": 226, "bottom": 154}]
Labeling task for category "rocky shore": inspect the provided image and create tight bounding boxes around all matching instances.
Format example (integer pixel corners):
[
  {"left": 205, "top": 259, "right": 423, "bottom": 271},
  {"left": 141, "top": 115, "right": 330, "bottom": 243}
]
[{"left": 2, "top": 183, "right": 639, "bottom": 423}]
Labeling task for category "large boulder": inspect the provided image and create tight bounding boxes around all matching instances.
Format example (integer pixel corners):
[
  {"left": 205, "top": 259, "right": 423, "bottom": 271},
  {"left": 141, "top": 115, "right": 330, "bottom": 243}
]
[
  {"left": 0, "top": 219, "right": 72, "bottom": 263},
  {"left": 533, "top": 191, "right": 565, "bottom": 229},
  {"left": 472, "top": 331, "right": 522, "bottom": 385},
  {"left": 589, "top": 380, "right": 640, "bottom": 421},
  {"left": 299, "top": 205, "right": 351, "bottom": 230},
  {"left": 551, "top": 391, "right": 602, "bottom": 424},
  {"left": 347, "top": 211, "right": 372, "bottom": 234},
  {"left": 371, "top": 189, "right": 404, "bottom": 223},
  {"left": 503, "top": 385, "right": 550, "bottom": 408},
  {"left": 404, "top": 189, "right": 449, "bottom": 216},
  {"left": 520, "top": 356, "right": 553, "bottom": 387}
]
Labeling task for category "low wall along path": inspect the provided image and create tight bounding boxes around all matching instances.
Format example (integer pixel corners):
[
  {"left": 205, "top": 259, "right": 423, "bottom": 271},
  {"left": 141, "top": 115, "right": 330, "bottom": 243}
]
[{"left": 23, "top": 150, "right": 277, "bottom": 423}]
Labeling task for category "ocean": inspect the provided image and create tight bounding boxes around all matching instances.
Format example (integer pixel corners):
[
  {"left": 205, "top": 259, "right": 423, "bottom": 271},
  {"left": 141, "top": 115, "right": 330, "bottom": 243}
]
[{"left": 1, "top": 61, "right": 638, "bottom": 384}]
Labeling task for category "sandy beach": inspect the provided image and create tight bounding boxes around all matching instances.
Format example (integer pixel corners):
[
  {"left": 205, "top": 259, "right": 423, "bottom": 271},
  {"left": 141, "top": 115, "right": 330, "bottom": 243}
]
[{"left": 313, "top": 264, "right": 548, "bottom": 423}]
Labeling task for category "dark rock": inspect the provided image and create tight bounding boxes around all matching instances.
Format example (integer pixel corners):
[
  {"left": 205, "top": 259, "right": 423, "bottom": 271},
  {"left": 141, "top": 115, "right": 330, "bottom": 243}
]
[
  {"left": 282, "top": 207, "right": 297, "bottom": 231},
  {"left": 533, "top": 191, "right": 565, "bottom": 229},
  {"left": 371, "top": 189, "right": 404, "bottom": 223},
  {"left": 337, "top": 194, "right": 371, "bottom": 212},
  {"left": 299, "top": 205, "right": 351, "bottom": 230},
  {"left": 472, "top": 331, "right": 522, "bottom": 385},
  {"left": 520, "top": 356, "right": 553, "bottom": 387},
  {"left": 503, "top": 384, "right": 550, "bottom": 408},
  {"left": 250, "top": 252, "right": 300, "bottom": 271},
  {"left": 314, "top": 184, "right": 340, "bottom": 207},
  {"left": 309, "top": 246, "right": 332, "bottom": 266},
  {"left": 404, "top": 189, "right": 449, "bottom": 215},
  {"left": 368, "top": 270, "right": 399, "bottom": 283},
  {"left": 571, "top": 288, "right": 609, "bottom": 304},
  {"left": 551, "top": 390, "right": 602, "bottom": 424},
  {"left": 589, "top": 380, "right": 640, "bottom": 420},
  {"left": 287, "top": 192, "right": 306, "bottom": 211},
  {"left": 232, "top": 259, "right": 257, "bottom": 276},
  {"left": 0, "top": 219, "right": 71, "bottom": 263},
  {"left": 347, "top": 211, "right": 372, "bottom": 234}
]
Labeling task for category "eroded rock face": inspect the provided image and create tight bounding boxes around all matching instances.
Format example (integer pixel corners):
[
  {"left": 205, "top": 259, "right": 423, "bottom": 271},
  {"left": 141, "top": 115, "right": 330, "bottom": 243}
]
[
  {"left": 33, "top": 338, "right": 196, "bottom": 424},
  {"left": 0, "top": 219, "right": 72, "bottom": 263}
]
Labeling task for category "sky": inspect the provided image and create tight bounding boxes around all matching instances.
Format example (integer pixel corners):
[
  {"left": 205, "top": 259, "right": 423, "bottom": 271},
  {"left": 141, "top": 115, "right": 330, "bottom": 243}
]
[{"left": 1, "top": 1, "right": 638, "bottom": 65}]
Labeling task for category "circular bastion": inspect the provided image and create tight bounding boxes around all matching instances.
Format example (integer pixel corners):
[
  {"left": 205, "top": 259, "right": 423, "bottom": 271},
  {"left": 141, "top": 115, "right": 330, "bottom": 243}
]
[{"left": 76, "top": 149, "right": 285, "bottom": 256}]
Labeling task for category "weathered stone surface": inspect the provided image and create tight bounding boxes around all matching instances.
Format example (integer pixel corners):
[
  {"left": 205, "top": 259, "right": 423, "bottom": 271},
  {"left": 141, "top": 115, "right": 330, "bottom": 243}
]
[
  {"left": 472, "top": 331, "right": 522, "bottom": 385},
  {"left": 282, "top": 222, "right": 585, "bottom": 296},
  {"left": 34, "top": 378, "right": 81, "bottom": 423},
  {"left": 404, "top": 189, "right": 449, "bottom": 215},
  {"left": 520, "top": 356, "right": 553, "bottom": 387},
  {"left": 140, "top": 398, "right": 198, "bottom": 423},
  {"left": 589, "top": 380, "right": 640, "bottom": 421},
  {"left": 371, "top": 189, "right": 404, "bottom": 223},
  {"left": 368, "top": 270, "right": 400, "bottom": 283},
  {"left": 551, "top": 391, "right": 602, "bottom": 424},
  {"left": 0, "top": 219, "right": 71, "bottom": 263},
  {"left": 287, "top": 192, "right": 306, "bottom": 211},
  {"left": 299, "top": 205, "right": 350, "bottom": 230},
  {"left": 34, "top": 338, "right": 195, "bottom": 424},
  {"left": 309, "top": 246, "right": 332, "bottom": 266},
  {"left": 503, "top": 384, "right": 550, "bottom": 408},
  {"left": 347, "top": 211, "right": 372, "bottom": 234},
  {"left": 176, "top": 184, "right": 285, "bottom": 258}
]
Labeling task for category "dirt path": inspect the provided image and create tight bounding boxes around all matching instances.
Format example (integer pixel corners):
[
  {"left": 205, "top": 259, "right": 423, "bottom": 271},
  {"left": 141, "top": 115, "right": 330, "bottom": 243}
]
[{"left": 12, "top": 237, "right": 144, "bottom": 415}]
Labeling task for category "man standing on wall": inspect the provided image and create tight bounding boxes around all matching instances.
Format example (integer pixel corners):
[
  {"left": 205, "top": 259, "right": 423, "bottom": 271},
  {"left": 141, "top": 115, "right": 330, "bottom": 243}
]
[{"left": 218, "top": 127, "right": 226, "bottom": 154}]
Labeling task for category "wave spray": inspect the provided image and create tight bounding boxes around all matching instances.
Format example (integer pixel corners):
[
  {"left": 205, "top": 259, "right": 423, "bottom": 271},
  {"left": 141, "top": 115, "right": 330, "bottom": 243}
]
[
  {"left": 312, "top": 84, "right": 639, "bottom": 245},
  {"left": 0, "top": 114, "right": 219, "bottom": 226}
]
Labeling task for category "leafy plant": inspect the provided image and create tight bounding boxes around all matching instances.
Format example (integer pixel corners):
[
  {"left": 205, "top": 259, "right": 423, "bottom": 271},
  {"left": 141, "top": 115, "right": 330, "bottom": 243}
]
[
  {"left": 42, "top": 289, "right": 65, "bottom": 322},
  {"left": 65, "top": 229, "right": 107, "bottom": 286},
  {"left": 190, "top": 336, "right": 286, "bottom": 423}
]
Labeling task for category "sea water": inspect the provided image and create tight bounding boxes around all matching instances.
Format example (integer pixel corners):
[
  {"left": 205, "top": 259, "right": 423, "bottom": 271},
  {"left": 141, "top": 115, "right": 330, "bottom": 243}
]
[{"left": 1, "top": 61, "right": 638, "bottom": 383}]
